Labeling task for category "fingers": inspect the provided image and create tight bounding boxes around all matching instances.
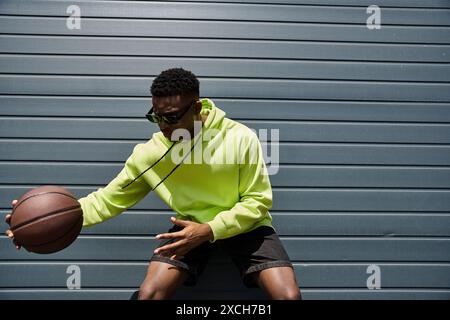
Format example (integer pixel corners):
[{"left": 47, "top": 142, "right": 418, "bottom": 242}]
[
  {"left": 154, "top": 217, "right": 194, "bottom": 256},
  {"left": 170, "top": 217, "right": 191, "bottom": 227},
  {"left": 6, "top": 199, "right": 17, "bottom": 224},
  {"left": 169, "top": 254, "right": 185, "bottom": 260},
  {"left": 5, "top": 230, "right": 20, "bottom": 250},
  {"left": 155, "top": 230, "right": 183, "bottom": 240},
  {"left": 158, "top": 217, "right": 192, "bottom": 238},
  {"left": 154, "top": 239, "right": 185, "bottom": 256},
  {"left": 5, "top": 200, "right": 21, "bottom": 250},
  {"left": 6, "top": 229, "right": 20, "bottom": 249}
]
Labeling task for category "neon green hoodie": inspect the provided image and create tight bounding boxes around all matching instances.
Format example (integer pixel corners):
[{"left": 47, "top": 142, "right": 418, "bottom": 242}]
[{"left": 78, "top": 98, "right": 273, "bottom": 241}]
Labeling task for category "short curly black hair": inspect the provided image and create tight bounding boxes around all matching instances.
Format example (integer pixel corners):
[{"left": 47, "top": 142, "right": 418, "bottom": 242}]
[{"left": 151, "top": 68, "right": 199, "bottom": 97}]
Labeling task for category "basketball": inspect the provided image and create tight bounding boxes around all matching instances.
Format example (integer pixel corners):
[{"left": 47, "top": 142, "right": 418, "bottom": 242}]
[{"left": 9, "top": 185, "right": 83, "bottom": 254}]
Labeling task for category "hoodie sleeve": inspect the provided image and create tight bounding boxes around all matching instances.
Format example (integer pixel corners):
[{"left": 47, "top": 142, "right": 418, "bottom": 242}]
[
  {"left": 207, "top": 131, "right": 273, "bottom": 241},
  {"left": 78, "top": 144, "right": 152, "bottom": 227}
]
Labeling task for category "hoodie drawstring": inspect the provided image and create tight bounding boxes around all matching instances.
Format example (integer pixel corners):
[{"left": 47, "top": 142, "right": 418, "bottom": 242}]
[{"left": 121, "top": 133, "right": 202, "bottom": 192}]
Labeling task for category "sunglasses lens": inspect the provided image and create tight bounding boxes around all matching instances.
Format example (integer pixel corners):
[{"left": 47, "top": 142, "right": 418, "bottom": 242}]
[
  {"left": 146, "top": 114, "right": 159, "bottom": 123},
  {"left": 146, "top": 100, "right": 194, "bottom": 124}
]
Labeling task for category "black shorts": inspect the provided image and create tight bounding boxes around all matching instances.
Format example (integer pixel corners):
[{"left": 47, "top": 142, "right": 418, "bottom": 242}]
[{"left": 150, "top": 225, "right": 293, "bottom": 287}]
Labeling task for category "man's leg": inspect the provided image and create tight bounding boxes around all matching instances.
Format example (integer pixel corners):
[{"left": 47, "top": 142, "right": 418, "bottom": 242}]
[
  {"left": 138, "top": 260, "right": 188, "bottom": 300},
  {"left": 221, "top": 226, "right": 301, "bottom": 300},
  {"left": 250, "top": 266, "right": 301, "bottom": 300},
  {"left": 138, "top": 224, "right": 212, "bottom": 300}
]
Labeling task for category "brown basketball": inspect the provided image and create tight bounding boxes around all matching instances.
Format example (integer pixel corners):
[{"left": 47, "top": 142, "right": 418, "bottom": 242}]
[{"left": 9, "top": 185, "right": 83, "bottom": 254}]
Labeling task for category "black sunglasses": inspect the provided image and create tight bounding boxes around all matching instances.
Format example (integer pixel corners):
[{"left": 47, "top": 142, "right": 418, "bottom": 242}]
[{"left": 145, "top": 100, "right": 196, "bottom": 124}]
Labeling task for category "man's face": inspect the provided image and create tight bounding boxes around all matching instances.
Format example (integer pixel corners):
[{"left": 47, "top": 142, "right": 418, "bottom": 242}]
[{"left": 151, "top": 95, "right": 201, "bottom": 140}]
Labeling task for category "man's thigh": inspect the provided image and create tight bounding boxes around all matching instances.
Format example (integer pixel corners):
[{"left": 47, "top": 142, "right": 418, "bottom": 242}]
[
  {"left": 150, "top": 224, "right": 214, "bottom": 286},
  {"left": 250, "top": 266, "right": 301, "bottom": 300}
]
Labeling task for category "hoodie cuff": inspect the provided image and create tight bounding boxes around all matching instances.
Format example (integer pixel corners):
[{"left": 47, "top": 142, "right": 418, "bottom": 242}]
[{"left": 206, "top": 218, "right": 228, "bottom": 243}]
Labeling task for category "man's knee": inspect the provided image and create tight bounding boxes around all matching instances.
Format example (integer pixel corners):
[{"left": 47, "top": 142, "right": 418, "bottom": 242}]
[
  {"left": 138, "top": 283, "right": 169, "bottom": 300},
  {"left": 285, "top": 287, "right": 302, "bottom": 300},
  {"left": 137, "top": 261, "right": 187, "bottom": 300},
  {"left": 276, "top": 287, "right": 301, "bottom": 300}
]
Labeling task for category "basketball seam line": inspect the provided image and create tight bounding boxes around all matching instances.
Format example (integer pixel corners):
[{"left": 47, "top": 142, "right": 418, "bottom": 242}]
[
  {"left": 13, "top": 191, "right": 79, "bottom": 214},
  {"left": 10, "top": 204, "right": 81, "bottom": 232},
  {"left": 23, "top": 216, "right": 83, "bottom": 249}
]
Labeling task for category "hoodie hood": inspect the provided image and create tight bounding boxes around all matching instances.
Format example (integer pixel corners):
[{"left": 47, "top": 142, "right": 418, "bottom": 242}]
[{"left": 200, "top": 98, "right": 226, "bottom": 130}]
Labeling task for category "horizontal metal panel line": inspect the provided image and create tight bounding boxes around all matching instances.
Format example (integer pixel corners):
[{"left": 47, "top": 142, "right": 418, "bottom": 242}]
[
  {"left": 2, "top": 72, "right": 450, "bottom": 84},
  {"left": 52, "top": 0, "right": 450, "bottom": 9},
  {"left": 4, "top": 139, "right": 450, "bottom": 147},
  {"left": 2, "top": 139, "right": 450, "bottom": 146},
  {"left": 4, "top": 116, "right": 450, "bottom": 125},
  {"left": 3, "top": 34, "right": 450, "bottom": 46},
  {"left": 4, "top": 161, "right": 450, "bottom": 169},
  {"left": 1, "top": 2, "right": 449, "bottom": 13},
  {"left": 5, "top": 138, "right": 450, "bottom": 147},
  {"left": 1, "top": 95, "right": 449, "bottom": 104},
  {"left": 77, "top": 233, "right": 450, "bottom": 238},
  {"left": 0, "top": 2, "right": 448, "bottom": 12},
  {"left": 267, "top": 186, "right": 450, "bottom": 190},
  {"left": 2, "top": 259, "right": 450, "bottom": 264},
  {"left": 1, "top": 208, "right": 447, "bottom": 213},
  {"left": 0, "top": 287, "right": 447, "bottom": 291},
  {"left": 2, "top": 52, "right": 450, "bottom": 64},
  {"left": 288, "top": 260, "right": 448, "bottom": 266},
  {"left": 0, "top": 259, "right": 149, "bottom": 263},
  {"left": 4, "top": 115, "right": 450, "bottom": 125},
  {"left": 2, "top": 94, "right": 450, "bottom": 104},
  {"left": 1, "top": 162, "right": 449, "bottom": 168},
  {"left": 1, "top": 13, "right": 450, "bottom": 28},
  {"left": 2, "top": 93, "right": 450, "bottom": 103},
  {"left": 116, "top": 1, "right": 450, "bottom": 9},
  {"left": 172, "top": 2, "right": 450, "bottom": 9},
  {"left": 2, "top": 36, "right": 450, "bottom": 52},
  {"left": 168, "top": 2, "right": 450, "bottom": 8},
  {"left": 1, "top": 260, "right": 449, "bottom": 264},
  {"left": 3, "top": 235, "right": 450, "bottom": 240},
  {"left": 4, "top": 74, "right": 450, "bottom": 84},
  {"left": 0, "top": 158, "right": 449, "bottom": 169},
  {"left": 1, "top": 95, "right": 450, "bottom": 107},
  {"left": 165, "top": 119, "right": 450, "bottom": 124},
  {"left": 4, "top": 118, "right": 450, "bottom": 125},
  {"left": 1, "top": 33, "right": 449, "bottom": 46},
  {"left": 273, "top": 187, "right": 450, "bottom": 191},
  {"left": 2, "top": 209, "right": 449, "bottom": 214},
  {"left": 3, "top": 162, "right": 450, "bottom": 168},
  {"left": 3, "top": 14, "right": 450, "bottom": 27},
  {"left": 2, "top": 183, "right": 450, "bottom": 191},
  {"left": 1, "top": 261, "right": 449, "bottom": 266},
  {"left": 0, "top": 287, "right": 446, "bottom": 290}
]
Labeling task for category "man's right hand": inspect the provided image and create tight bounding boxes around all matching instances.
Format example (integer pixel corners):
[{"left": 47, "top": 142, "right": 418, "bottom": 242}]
[{"left": 4, "top": 199, "right": 21, "bottom": 250}]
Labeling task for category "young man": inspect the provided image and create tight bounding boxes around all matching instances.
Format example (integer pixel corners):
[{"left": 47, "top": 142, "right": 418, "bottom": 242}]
[{"left": 6, "top": 68, "right": 301, "bottom": 300}]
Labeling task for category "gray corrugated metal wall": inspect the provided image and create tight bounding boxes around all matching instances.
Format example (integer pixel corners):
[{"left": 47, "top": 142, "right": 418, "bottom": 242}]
[{"left": 1, "top": 0, "right": 450, "bottom": 300}]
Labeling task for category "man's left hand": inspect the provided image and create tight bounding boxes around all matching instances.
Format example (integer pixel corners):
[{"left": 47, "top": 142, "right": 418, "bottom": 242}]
[{"left": 154, "top": 217, "right": 213, "bottom": 259}]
